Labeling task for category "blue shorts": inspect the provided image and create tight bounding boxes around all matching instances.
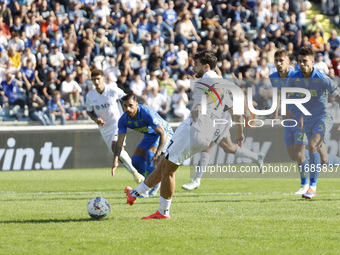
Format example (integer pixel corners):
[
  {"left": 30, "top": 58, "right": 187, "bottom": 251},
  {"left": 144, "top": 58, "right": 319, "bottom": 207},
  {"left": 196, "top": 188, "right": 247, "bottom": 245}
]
[
  {"left": 284, "top": 125, "right": 308, "bottom": 147},
  {"left": 138, "top": 132, "right": 173, "bottom": 153},
  {"left": 304, "top": 115, "right": 333, "bottom": 144}
]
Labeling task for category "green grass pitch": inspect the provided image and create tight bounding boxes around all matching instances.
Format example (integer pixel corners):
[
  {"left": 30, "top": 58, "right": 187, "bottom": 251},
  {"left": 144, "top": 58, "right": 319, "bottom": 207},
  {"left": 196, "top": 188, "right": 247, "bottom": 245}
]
[{"left": 0, "top": 166, "right": 339, "bottom": 255}]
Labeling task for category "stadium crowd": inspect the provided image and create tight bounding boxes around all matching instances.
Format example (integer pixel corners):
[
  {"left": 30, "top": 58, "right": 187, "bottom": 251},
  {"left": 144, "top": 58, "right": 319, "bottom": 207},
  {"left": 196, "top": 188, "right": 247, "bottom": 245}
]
[{"left": 0, "top": 0, "right": 339, "bottom": 125}]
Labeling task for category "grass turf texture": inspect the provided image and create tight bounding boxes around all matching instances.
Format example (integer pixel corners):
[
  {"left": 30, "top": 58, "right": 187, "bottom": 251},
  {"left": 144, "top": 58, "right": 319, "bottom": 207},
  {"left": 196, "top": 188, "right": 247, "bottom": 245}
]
[{"left": 0, "top": 166, "right": 339, "bottom": 255}]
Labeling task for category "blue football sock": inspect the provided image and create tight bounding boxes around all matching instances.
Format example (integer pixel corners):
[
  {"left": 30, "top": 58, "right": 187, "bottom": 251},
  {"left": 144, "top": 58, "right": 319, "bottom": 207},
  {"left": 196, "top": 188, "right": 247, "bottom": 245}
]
[
  {"left": 132, "top": 155, "right": 146, "bottom": 176},
  {"left": 304, "top": 149, "right": 310, "bottom": 161},
  {"left": 145, "top": 150, "right": 156, "bottom": 176},
  {"left": 309, "top": 152, "right": 321, "bottom": 187},
  {"left": 298, "top": 160, "right": 309, "bottom": 186},
  {"left": 327, "top": 154, "right": 340, "bottom": 165}
]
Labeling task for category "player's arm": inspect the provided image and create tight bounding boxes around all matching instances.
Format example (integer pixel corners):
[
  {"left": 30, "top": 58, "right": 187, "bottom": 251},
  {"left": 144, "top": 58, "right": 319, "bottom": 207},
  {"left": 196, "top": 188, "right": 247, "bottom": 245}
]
[
  {"left": 229, "top": 109, "right": 244, "bottom": 147},
  {"left": 87, "top": 110, "right": 105, "bottom": 126},
  {"left": 151, "top": 125, "right": 167, "bottom": 166},
  {"left": 112, "top": 133, "right": 126, "bottom": 177}
]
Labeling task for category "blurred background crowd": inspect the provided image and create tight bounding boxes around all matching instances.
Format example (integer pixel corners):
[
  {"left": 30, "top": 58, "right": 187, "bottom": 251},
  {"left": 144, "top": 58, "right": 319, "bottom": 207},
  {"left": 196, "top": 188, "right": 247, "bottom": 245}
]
[{"left": 0, "top": 0, "right": 339, "bottom": 125}]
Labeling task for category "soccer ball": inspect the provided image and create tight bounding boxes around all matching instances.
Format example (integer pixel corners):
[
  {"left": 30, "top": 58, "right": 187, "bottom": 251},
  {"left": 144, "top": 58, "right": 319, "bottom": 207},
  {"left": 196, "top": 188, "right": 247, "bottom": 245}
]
[{"left": 87, "top": 197, "right": 110, "bottom": 220}]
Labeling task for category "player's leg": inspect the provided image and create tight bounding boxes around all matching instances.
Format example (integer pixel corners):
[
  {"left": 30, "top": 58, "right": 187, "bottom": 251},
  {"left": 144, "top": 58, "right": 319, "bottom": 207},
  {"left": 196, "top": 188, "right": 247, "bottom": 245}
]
[
  {"left": 219, "top": 136, "right": 264, "bottom": 171},
  {"left": 125, "top": 155, "right": 165, "bottom": 205},
  {"left": 145, "top": 145, "right": 161, "bottom": 197},
  {"left": 302, "top": 132, "right": 323, "bottom": 199},
  {"left": 293, "top": 144, "right": 309, "bottom": 194},
  {"left": 182, "top": 142, "right": 214, "bottom": 190},
  {"left": 111, "top": 141, "right": 145, "bottom": 184}
]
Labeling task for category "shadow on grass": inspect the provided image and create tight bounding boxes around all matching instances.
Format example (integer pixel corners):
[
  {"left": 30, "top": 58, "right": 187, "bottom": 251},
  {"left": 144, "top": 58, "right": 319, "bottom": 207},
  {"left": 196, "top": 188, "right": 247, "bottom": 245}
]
[{"left": 0, "top": 218, "right": 103, "bottom": 224}]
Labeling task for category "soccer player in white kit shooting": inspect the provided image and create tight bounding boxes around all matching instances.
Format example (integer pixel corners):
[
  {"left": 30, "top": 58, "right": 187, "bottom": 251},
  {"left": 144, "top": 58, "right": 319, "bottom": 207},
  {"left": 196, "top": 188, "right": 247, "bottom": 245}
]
[
  {"left": 86, "top": 69, "right": 144, "bottom": 183},
  {"left": 125, "top": 51, "right": 244, "bottom": 219}
]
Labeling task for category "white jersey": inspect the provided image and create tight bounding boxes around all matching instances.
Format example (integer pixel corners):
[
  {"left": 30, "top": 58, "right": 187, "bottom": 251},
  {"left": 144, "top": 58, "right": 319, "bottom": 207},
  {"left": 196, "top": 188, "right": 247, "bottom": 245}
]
[
  {"left": 185, "top": 70, "right": 233, "bottom": 141},
  {"left": 86, "top": 84, "right": 126, "bottom": 149}
]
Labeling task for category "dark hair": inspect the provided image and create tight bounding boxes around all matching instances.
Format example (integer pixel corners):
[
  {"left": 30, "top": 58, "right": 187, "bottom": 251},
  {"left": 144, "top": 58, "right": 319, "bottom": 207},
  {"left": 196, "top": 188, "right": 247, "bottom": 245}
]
[
  {"left": 91, "top": 69, "right": 104, "bottom": 77},
  {"left": 122, "top": 94, "right": 137, "bottom": 102},
  {"left": 193, "top": 51, "right": 217, "bottom": 70},
  {"left": 274, "top": 49, "right": 289, "bottom": 58},
  {"left": 298, "top": 47, "right": 314, "bottom": 57}
]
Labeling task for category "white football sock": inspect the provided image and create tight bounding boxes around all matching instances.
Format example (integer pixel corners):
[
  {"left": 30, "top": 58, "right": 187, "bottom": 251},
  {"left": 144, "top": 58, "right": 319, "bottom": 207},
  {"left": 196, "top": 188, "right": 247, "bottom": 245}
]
[
  {"left": 235, "top": 146, "right": 258, "bottom": 161},
  {"left": 119, "top": 150, "right": 139, "bottom": 175},
  {"left": 193, "top": 152, "right": 210, "bottom": 182},
  {"left": 159, "top": 196, "right": 172, "bottom": 216},
  {"left": 132, "top": 181, "right": 150, "bottom": 197}
]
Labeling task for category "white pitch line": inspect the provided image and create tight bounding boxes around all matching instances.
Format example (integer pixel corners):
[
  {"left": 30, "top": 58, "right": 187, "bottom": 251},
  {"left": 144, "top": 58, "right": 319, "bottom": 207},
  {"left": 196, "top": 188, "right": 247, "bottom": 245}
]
[{"left": 1, "top": 191, "right": 340, "bottom": 196}]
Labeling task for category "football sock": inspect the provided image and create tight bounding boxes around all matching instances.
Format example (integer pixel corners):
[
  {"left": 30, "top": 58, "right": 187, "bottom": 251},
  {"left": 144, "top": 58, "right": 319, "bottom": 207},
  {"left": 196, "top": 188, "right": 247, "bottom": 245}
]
[
  {"left": 159, "top": 196, "right": 172, "bottom": 216},
  {"left": 145, "top": 150, "right": 156, "bottom": 175},
  {"left": 235, "top": 146, "right": 258, "bottom": 161},
  {"left": 305, "top": 149, "right": 310, "bottom": 161},
  {"left": 120, "top": 150, "right": 139, "bottom": 175},
  {"left": 133, "top": 181, "right": 150, "bottom": 197},
  {"left": 327, "top": 154, "right": 340, "bottom": 165},
  {"left": 131, "top": 155, "right": 146, "bottom": 175},
  {"left": 309, "top": 152, "right": 321, "bottom": 187},
  {"left": 298, "top": 160, "right": 309, "bottom": 186},
  {"left": 193, "top": 152, "right": 210, "bottom": 182}
]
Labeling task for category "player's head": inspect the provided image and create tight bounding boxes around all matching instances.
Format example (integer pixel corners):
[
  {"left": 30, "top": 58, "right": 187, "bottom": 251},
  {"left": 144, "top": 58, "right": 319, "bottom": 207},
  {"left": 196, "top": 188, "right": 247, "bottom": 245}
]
[
  {"left": 274, "top": 49, "right": 290, "bottom": 73},
  {"left": 298, "top": 47, "right": 314, "bottom": 76},
  {"left": 91, "top": 69, "right": 105, "bottom": 90},
  {"left": 193, "top": 51, "right": 217, "bottom": 78},
  {"left": 122, "top": 94, "right": 138, "bottom": 118}
]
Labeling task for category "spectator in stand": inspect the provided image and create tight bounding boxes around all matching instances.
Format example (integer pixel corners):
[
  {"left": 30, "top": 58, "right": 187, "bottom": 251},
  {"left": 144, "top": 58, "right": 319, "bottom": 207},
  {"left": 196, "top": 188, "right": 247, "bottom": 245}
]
[
  {"left": 34, "top": 56, "right": 50, "bottom": 96},
  {"left": 21, "top": 47, "right": 37, "bottom": 69},
  {"left": 163, "top": 41, "right": 179, "bottom": 76},
  {"left": 151, "top": 13, "right": 174, "bottom": 43},
  {"left": 145, "top": 71, "right": 159, "bottom": 94},
  {"left": 314, "top": 53, "right": 329, "bottom": 75},
  {"left": 309, "top": 30, "right": 324, "bottom": 53},
  {"left": 47, "top": 90, "right": 66, "bottom": 125},
  {"left": 10, "top": 15, "right": 24, "bottom": 35},
  {"left": 104, "top": 57, "right": 120, "bottom": 83},
  {"left": 0, "top": 13, "right": 11, "bottom": 39},
  {"left": 159, "top": 70, "right": 177, "bottom": 98},
  {"left": 49, "top": 44, "right": 65, "bottom": 72},
  {"left": 328, "top": 30, "right": 340, "bottom": 51},
  {"left": 27, "top": 88, "right": 50, "bottom": 125},
  {"left": 285, "top": 12, "right": 302, "bottom": 49},
  {"left": 163, "top": 1, "right": 177, "bottom": 27},
  {"left": 61, "top": 73, "right": 82, "bottom": 107},
  {"left": 146, "top": 86, "right": 169, "bottom": 120},
  {"left": 305, "top": 16, "right": 324, "bottom": 37},
  {"left": 176, "top": 72, "right": 190, "bottom": 91},
  {"left": 129, "top": 71, "right": 146, "bottom": 102},
  {"left": 8, "top": 32, "right": 24, "bottom": 53},
  {"left": 172, "top": 87, "right": 189, "bottom": 121},
  {"left": 8, "top": 46, "right": 21, "bottom": 70},
  {"left": 43, "top": 69, "right": 60, "bottom": 102},
  {"left": 177, "top": 42, "right": 189, "bottom": 73},
  {"left": 61, "top": 57, "right": 77, "bottom": 80},
  {"left": 78, "top": 72, "right": 93, "bottom": 103},
  {"left": 175, "top": 11, "right": 200, "bottom": 47},
  {"left": 63, "top": 43, "right": 77, "bottom": 62},
  {"left": 0, "top": 45, "right": 8, "bottom": 69},
  {"left": 24, "top": 14, "right": 40, "bottom": 39},
  {"left": 20, "top": 58, "right": 35, "bottom": 93},
  {"left": 0, "top": 0, "right": 12, "bottom": 28},
  {"left": 1, "top": 72, "right": 25, "bottom": 118}
]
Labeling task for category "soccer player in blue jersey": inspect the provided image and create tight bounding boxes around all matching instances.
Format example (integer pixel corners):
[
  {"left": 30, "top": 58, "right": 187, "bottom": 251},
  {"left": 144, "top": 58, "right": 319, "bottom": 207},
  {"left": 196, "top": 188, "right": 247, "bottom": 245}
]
[
  {"left": 287, "top": 47, "right": 340, "bottom": 199},
  {"left": 270, "top": 49, "right": 309, "bottom": 195},
  {"left": 112, "top": 94, "right": 173, "bottom": 197}
]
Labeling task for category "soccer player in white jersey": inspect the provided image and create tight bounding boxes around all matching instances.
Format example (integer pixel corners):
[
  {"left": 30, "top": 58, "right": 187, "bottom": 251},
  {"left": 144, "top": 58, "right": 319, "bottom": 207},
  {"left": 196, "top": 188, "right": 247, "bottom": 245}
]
[
  {"left": 182, "top": 109, "right": 264, "bottom": 190},
  {"left": 86, "top": 69, "right": 144, "bottom": 183},
  {"left": 125, "top": 51, "right": 244, "bottom": 219}
]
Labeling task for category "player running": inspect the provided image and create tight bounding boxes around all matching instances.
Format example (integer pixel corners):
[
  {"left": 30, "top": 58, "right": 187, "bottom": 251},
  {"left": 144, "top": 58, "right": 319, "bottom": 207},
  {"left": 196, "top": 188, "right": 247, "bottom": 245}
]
[
  {"left": 125, "top": 51, "right": 244, "bottom": 219},
  {"left": 286, "top": 47, "right": 340, "bottom": 199},
  {"left": 86, "top": 69, "right": 144, "bottom": 183},
  {"left": 270, "top": 49, "right": 309, "bottom": 194},
  {"left": 182, "top": 109, "right": 264, "bottom": 190},
  {"left": 112, "top": 94, "right": 173, "bottom": 197}
]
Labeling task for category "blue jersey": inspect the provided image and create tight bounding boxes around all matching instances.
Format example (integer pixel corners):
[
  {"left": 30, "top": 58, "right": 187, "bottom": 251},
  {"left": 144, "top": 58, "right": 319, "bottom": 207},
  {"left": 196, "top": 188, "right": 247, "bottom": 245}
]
[
  {"left": 270, "top": 69, "right": 302, "bottom": 120},
  {"left": 286, "top": 68, "right": 340, "bottom": 122},
  {"left": 118, "top": 105, "right": 173, "bottom": 136}
]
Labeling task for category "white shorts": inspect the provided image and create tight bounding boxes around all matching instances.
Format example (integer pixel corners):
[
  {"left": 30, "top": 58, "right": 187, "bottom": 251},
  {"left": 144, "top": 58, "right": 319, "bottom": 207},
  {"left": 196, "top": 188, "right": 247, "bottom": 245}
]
[
  {"left": 99, "top": 123, "right": 126, "bottom": 152},
  {"left": 165, "top": 122, "right": 211, "bottom": 165},
  {"left": 212, "top": 111, "right": 232, "bottom": 144}
]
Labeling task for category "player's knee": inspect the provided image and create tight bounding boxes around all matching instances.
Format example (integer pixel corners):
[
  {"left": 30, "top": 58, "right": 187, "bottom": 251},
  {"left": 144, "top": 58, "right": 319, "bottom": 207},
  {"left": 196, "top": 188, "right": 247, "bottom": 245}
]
[
  {"left": 308, "top": 142, "right": 318, "bottom": 153},
  {"left": 131, "top": 155, "right": 146, "bottom": 175}
]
